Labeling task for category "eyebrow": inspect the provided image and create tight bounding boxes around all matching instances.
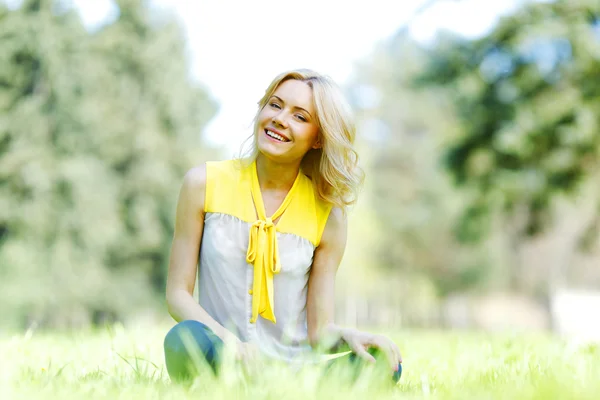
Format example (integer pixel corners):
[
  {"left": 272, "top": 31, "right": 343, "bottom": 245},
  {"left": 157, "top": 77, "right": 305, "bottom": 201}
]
[{"left": 271, "top": 95, "right": 312, "bottom": 118}]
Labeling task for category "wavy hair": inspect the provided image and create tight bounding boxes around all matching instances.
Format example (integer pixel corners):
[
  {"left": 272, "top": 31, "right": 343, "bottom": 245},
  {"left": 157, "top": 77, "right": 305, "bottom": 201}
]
[{"left": 238, "top": 69, "right": 364, "bottom": 210}]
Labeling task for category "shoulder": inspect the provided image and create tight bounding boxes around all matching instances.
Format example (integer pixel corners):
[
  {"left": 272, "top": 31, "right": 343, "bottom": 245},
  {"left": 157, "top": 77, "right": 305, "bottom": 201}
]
[
  {"left": 192, "top": 159, "right": 249, "bottom": 214},
  {"left": 319, "top": 207, "right": 347, "bottom": 248},
  {"left": 184, "top": 159, "right": 241, "bottom": 186},
  {"left": 180, "top": 159, "right": 239, "bottom": 195},
  {"left": 179, "top": 164, "right": 208, "bottom": 208},
  {"left": 183, "top": 163, "right": 207, "bottom": 187},
  {"left": 295, "top": 176, "right": 336, "bottom": 246},
  {"left": 182, "top": 163, "right": 208, "bottom": 191},
  {"left": 206, "top": 158, "right": 247, "bottom": 181},
  {"left": 324, "top": 207, "right": 346, "bottom": 232}
]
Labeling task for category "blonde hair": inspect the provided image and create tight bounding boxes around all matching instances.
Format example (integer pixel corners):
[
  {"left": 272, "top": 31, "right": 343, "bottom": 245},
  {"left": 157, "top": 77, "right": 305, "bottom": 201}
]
[{"left": 238, "top": 69, "right": 364, "bottom": 210}]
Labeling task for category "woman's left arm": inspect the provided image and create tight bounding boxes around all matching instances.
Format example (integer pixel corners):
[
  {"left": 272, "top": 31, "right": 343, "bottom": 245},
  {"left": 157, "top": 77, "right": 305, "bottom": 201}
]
[{"left": 306, "top": 207, "right": 402, "bottom": 372}]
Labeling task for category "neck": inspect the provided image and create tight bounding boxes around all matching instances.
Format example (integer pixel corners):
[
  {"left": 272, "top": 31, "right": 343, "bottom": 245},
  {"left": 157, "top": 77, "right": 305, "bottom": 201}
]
[{"left": 255, "top": 154, "right": 301, "bottom": 191}]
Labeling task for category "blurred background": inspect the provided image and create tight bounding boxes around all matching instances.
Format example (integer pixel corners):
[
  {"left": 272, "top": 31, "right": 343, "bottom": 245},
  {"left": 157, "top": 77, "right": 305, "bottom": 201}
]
[{"left": 1, "top": 0, "right": 599, "bottom": 341}]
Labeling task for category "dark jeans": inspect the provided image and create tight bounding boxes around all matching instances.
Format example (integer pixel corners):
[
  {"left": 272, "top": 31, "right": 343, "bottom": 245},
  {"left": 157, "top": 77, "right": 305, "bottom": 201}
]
[{"left": 163, "top": 320, "right": 402, "bottom": 383}]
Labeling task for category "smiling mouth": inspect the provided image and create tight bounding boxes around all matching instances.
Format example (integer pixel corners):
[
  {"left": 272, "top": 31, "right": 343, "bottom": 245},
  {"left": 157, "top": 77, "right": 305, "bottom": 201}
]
[{"left": 265, "top": 129, "right": 290, "bottom": 142}]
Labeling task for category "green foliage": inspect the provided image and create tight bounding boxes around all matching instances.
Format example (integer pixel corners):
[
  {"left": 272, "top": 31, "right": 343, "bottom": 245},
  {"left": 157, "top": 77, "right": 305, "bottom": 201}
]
[
  {"left": 0, "top": 0, "right": 218, "bottom": 328},
  {"left": 350, "top": 36, "right": 498, "bottom": 297},
  {"left": 415, "top": 0, "right": 600, "bottom": 240},
  {"left": 350, "top": 0, "right": 600, "bottom": 297}
]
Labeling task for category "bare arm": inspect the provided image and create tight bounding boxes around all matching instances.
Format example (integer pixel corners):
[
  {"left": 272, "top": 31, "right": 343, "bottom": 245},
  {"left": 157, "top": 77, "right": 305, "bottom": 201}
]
[
  {"left": 165, "top": 164, "right": 239, "bottom": 344},
  {"left": 306, "top": 207, "right": 402, "bottom": 371},
  {"left": 306, "top": 207, "right": 348, "bottom": 349}
]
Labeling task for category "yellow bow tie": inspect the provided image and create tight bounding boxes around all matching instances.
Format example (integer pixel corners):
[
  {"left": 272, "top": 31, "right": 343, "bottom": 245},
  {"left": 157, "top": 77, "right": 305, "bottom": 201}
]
[{"left": 246, "top": 217, "right": 281, "bottom": 323}]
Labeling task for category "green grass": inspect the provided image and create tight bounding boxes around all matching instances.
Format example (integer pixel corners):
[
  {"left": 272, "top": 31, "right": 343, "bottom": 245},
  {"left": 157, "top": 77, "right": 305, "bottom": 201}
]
[{"left": 2, "top": 324, "right": 599, "bottom": 399}]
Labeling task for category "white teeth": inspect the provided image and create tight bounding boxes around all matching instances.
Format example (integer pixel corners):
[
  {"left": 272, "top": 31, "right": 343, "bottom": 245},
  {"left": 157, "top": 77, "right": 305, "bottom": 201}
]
[{"left": 266, "top": 130, "right": 287, "bottom": 142}]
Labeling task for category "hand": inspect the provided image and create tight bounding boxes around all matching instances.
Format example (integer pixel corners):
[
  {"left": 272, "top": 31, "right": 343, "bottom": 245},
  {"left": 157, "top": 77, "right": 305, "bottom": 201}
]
[
  {"left": 235, "top": 341, "right": 261, "bottom": 367},
  {"left": 221, "top": 334, "right": 261, "bottom": 371},
  {"left": 341, "top": 328, "right": 402, "bottom": 373}
]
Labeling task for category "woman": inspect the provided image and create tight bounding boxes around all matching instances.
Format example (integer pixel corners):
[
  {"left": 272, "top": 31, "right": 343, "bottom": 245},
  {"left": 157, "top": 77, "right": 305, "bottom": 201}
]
[{"left": 163, "top": 69, "right": 402, "bottom": 383}]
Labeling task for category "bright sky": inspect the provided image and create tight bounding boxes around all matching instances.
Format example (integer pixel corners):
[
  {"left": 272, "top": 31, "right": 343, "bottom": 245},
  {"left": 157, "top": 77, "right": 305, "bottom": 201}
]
[{"left": 72, "top": 0, "right": 523, "bottom": 156}]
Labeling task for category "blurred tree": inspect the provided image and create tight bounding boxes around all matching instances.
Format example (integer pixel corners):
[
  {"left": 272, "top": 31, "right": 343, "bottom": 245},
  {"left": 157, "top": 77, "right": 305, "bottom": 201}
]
[
  {"left": 413, "top": 0, "right": 600, "bottom": 290},
  {"left": 349, "top": 35, "right": 498, "bottom": 300},
  {"left": 0, "top": 0, "right": 218, "bottom": 329},
  {"left": 415, "top": 0, "right": 600, "bottom": 242},
  {"left": 348, "top": 0, "right": 600, "bottom": 301}
]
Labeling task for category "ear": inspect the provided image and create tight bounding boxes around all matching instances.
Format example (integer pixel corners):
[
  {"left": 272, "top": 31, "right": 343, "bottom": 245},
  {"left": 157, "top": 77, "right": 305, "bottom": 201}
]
[{"left": 312, "top": 137, "right": 322, "bottom": 149}]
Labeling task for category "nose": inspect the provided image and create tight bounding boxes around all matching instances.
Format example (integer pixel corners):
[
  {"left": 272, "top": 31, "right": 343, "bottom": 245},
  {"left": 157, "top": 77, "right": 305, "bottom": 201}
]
[{"left": 272, "top": 110, "right": 288, "bottom": 128}]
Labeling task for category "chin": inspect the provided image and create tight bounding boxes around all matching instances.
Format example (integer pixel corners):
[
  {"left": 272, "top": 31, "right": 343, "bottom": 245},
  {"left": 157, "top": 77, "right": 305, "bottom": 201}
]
[
  {"left": 258, "top": 145, "right": 299, "bottom": 166},
  {"left": 257, "top": 145, "right": 285, "bottom": 161},
  {"left": 257, "top": 137, "right": 284, "bottom": 156}
]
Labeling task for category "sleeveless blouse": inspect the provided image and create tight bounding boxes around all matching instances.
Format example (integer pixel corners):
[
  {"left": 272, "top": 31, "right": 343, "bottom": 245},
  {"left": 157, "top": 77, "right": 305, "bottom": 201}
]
[{"left": 198, "top": 159, "right": 333, "bottom": 363}]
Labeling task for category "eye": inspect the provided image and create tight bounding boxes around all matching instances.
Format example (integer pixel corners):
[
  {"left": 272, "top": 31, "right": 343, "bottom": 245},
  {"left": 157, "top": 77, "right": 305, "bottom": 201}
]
[
  {"left": 269, "top": 102, "right": 281, "bottom": 109},
  {"left": 296, "top": 114, "right": 307, "bottom": 122}
]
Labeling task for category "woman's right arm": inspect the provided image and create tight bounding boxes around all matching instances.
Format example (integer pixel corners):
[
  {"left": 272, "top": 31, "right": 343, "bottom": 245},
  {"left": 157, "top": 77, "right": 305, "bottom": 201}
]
[{"left": 165, "top": 164, "right": 239, "bottom": 344}]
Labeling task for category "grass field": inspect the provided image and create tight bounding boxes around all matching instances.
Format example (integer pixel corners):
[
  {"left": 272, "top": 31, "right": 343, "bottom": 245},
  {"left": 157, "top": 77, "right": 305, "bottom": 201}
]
[{"left": 2, "top": 324, "right": 599, "bottom": 399}]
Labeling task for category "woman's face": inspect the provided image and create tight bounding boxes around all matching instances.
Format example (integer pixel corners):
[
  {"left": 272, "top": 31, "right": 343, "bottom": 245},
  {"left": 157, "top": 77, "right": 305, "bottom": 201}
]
[{"left": 256, "top": 79, "right": 321, "bottom": 164}]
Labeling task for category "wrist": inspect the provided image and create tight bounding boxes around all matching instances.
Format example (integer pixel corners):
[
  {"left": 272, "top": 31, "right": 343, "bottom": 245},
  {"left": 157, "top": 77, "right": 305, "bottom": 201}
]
[
  {"left": 313, "top": 323, "right": 349, "bottom": 352},
  {"left": 214, "top": 327, "right": 240, "bottom": 345}
]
